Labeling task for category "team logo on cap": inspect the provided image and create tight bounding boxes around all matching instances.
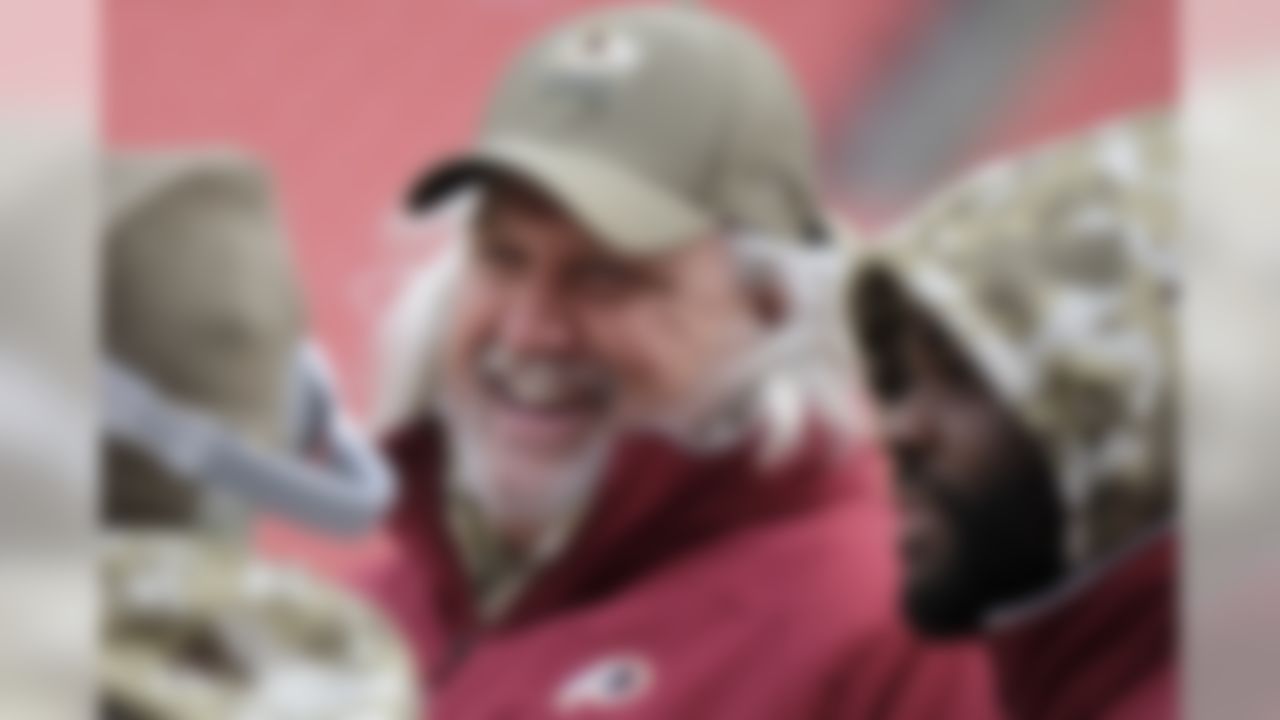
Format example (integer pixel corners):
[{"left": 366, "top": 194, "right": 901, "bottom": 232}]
[
  {"left": 548, "top": 26, "right": 645, "bottom": 81},
  {"left": 554, "top": 651, "right": 654, "bottom": 714},
  {"left": 542, "top": 26, "right": 644, "bottom": 123}
]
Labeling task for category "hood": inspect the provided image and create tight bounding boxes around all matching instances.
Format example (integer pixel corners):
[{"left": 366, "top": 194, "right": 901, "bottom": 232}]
[{"left": 850, "top": 113, "right": 1178, "bottom": 566}]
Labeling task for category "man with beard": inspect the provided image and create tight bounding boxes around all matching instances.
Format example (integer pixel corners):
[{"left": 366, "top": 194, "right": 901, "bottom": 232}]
[
  {"left": 360, "top": 3, "right": 996, "bottom": 719},
  {"left": 849, "top": 114, "right": 1176, "bottom": 719}
]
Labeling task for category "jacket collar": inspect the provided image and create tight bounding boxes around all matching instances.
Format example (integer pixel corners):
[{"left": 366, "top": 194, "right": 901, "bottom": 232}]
[
  {"left": 985, "top": 529, "right": 1176, "bottom": 719},
  {"left": 384, "top": 417, "right": 868, "bottom": 632}
]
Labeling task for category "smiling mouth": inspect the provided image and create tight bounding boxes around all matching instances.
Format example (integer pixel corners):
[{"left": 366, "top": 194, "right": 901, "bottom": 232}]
[{"left": 476, "top": 359, "right": 612, "bottom": 452}]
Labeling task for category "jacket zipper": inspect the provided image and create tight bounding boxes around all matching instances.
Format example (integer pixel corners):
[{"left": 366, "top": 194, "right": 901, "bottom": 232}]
[{"left": 434, "top": 630, "right": 480, "bottom": 686}]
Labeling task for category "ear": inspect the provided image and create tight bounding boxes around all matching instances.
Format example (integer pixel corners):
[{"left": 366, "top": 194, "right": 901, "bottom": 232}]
[
  {"left": 747, "top": 278, "right": 788, "bottom": 327},
  {"left": 725, "top": 233, "right": 798, "bottom": 330}
]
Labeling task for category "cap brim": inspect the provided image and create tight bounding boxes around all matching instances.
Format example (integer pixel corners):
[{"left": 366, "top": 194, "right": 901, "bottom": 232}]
[{"left": 406, "top": 137, "right": 713, "bottom": 256}]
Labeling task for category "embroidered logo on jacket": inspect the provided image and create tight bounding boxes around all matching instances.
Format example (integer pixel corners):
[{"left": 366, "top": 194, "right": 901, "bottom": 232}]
[{"left": 554, "top": 651, "right": 654, "bottom": 714}]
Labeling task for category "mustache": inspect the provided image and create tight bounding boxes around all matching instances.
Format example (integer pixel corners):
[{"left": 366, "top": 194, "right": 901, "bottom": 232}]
[
  {"left": 891, "top": 450, "right": 941, "bottom": 493},
  {"left": 891, "top": 457, "right": 972, "bottom": 519}
]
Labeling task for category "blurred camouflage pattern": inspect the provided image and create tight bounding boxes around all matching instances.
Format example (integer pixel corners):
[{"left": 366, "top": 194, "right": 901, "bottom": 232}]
[
  {"left": 102, "top": 533, "right": 418, "bottom": 720},
  {"left": 850, "top": 113, "right": 1177, "bottom": 564}
]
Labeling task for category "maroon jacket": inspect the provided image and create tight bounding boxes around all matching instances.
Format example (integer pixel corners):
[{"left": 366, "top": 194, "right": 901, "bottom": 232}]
[
  {"left": 988, "top": 533, "right": 1177, "bottom": 720},
  {"left": 358, "top": 420, "right": 998, "bottom": 719}
]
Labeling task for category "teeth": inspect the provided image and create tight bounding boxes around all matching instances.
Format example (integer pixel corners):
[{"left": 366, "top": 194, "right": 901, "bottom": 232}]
[
  {"left": 482, "top": 348, "right": 609, "bottom": 409},
  {"left": 507, "top": 366, "right": 566, "bottom": 407}
]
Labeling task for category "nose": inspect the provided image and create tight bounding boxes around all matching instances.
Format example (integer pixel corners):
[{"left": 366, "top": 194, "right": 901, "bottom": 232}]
[
  {"left": 497, "top": 279, "right": 577, "bottom": 357},
  {"left": 883, "top": 390, "right": 936, "bottom": 484}
]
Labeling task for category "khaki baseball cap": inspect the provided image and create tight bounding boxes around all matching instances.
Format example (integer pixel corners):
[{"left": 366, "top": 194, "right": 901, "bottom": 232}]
[{"left": 407, "top": 2, "right": 826, "bottom": 253}]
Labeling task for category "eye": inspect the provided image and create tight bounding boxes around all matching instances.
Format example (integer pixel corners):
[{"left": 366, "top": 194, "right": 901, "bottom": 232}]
[
  {"left": 476, "top": 231, "right": 526, "bottom": 276},
  {"left": 870, "top": 352, "right": 911, "bottom": 403},
  {"left": 570, "top": 257, "right": 653, "bottom": 298},
  {"left": 934, "top": 343, "right": 983, "bottom": 393}
]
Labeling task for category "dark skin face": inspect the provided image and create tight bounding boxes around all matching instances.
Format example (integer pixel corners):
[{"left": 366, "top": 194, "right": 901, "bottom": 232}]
[{"left": 859, "top": 274, "right": 1066, "bottom": 635}]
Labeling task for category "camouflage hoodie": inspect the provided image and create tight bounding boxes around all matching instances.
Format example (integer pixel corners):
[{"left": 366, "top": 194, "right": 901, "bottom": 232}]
[
  {"left": 849, "top": 114, "right": 1179, "bottom": 720},
  {"left": 850, "top": 113, "right": 1177, "bottom": 565}
]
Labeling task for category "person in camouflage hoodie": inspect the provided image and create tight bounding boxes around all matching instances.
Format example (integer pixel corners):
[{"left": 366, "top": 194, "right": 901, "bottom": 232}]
[{"left": 848, "top": 114, "right": 1177, "bottom": 720}]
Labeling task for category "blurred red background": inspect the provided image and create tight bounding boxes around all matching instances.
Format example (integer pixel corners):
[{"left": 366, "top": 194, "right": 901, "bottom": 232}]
[{"left": 106, "top": 0, "right": 1173, "bottom": 577}]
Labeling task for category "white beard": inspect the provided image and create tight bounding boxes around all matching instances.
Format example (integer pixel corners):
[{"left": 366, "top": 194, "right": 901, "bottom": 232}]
[{"left": 439, "top": 387, "right": 616, "bottom": 535}]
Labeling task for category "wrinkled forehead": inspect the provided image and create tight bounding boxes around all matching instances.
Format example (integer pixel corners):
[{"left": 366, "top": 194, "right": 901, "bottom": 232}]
[
  {"left": 470, "top": 172, "right": 722, "bottom": 270},
  {"left": 474, "top": 174, "right": 600, "bottom": 250}
]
